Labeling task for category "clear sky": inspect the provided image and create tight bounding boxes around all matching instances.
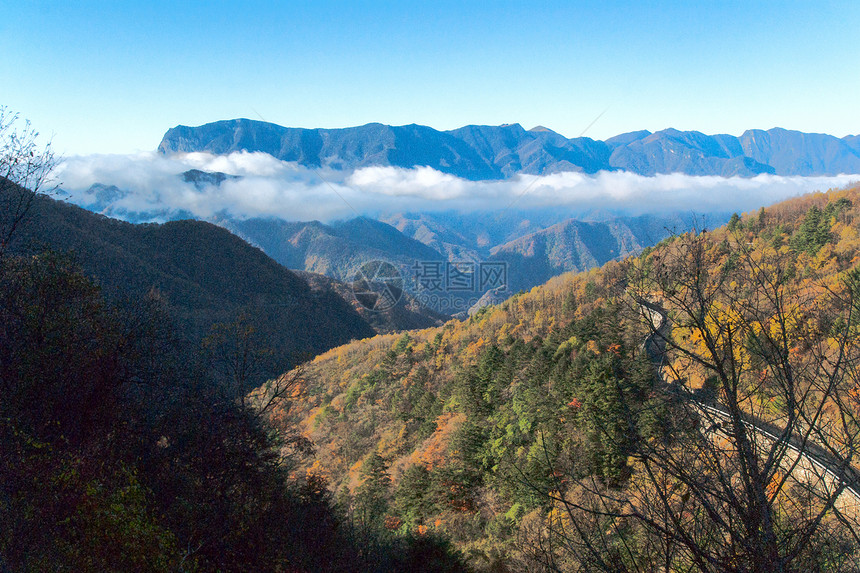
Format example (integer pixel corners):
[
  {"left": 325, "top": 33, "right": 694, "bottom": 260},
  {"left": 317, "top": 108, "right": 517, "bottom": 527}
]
[{"left": 4, "top": 0, "right": 859, "bottom": 155}]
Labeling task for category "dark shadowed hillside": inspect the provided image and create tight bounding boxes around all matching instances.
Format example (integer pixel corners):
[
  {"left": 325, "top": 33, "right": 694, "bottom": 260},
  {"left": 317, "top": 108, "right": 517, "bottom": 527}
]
[{"left": 5, "top": 184, "right": 375, "bottom": 373}]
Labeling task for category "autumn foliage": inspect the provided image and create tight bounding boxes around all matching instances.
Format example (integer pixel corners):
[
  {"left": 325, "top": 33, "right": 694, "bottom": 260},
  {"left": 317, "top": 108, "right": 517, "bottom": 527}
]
[{"left": 265, "top": 184, "right": 860, "bottom": 571}]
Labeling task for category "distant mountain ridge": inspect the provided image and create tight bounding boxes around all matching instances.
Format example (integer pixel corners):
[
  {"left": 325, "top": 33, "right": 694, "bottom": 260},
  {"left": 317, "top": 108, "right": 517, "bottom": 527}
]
[
  {"left": 159, "top": 119, "right": 860, "bottom": 179},
  {"left": 215, "top": 207, "right": 729, "bottom": 307},
  {"left": 70, "top": 167, "right": 731, "bottom": 316},
  {"left": 487, "top": 212, "right": 729, "bottom": 292},
  {"left": 217, "top": 216, "right": 445, "bottom": 280}
]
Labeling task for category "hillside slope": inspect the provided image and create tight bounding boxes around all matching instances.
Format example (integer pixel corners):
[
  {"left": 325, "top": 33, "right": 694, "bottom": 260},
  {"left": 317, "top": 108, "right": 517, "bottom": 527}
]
[
  {"left": 5, "top": 185, "right": 375, "bottom": 372},
  {"left": 296, "top": 270, "right": 447, "bottom": 333},
  {"left": 221, "top": 216, "right": 445, "bottom": 280},
  {"left": 268, "top": 184, "right": 860, "bottom": 570},
  {"left": 487, "top": 212, "right": 729, "bottom": 292}
]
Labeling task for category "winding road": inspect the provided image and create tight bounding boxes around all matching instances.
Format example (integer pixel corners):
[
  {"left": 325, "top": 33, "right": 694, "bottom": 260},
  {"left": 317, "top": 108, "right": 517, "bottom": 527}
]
[{"left": 637, "top": 297, "right": 860, "bottom": 504}]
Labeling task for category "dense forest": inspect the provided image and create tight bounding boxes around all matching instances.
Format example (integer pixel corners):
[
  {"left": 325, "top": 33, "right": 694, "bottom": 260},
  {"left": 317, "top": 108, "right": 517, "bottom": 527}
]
[
  {"left": 267, "top": 184, "right": 860, "bottom": 571},
  {"left": 0, "top": 247, "right": 473, "bottom": 571}
]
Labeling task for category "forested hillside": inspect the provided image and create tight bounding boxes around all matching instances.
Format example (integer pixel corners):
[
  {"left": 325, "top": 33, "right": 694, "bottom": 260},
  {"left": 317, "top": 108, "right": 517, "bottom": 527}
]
[
  {"left": 4, "top": 185, "right": 376, "bottom": 374},
  {"left": 0, "top": 179, "right": 469, "bottom": 571},
  {"left": 268, "top": 184, "right": 860, "bottom": 571}
]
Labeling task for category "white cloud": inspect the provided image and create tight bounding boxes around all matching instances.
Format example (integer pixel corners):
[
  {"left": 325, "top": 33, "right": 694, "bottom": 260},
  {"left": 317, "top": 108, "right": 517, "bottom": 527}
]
[
  {"left": 347, "top": 165, "right": 471, "bottom": 199},
  {"left": 55, "top": 151, "right": 860, "bottom": 222}
]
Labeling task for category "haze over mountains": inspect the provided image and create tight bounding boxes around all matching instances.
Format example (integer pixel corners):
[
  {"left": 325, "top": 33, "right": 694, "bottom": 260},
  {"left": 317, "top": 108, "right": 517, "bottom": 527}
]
[
  {"left": 159, "top": 119, "right": 860, "bottom": 179},
  {"left": 487, "top": 212, "right": 727, "bottom": 292},
  {"left": 72, "top": 181, "right": 730, "bottom": 315}
]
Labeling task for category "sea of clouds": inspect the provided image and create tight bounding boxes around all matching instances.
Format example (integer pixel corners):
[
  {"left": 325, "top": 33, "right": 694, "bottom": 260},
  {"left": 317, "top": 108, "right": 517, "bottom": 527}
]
[{"left": 56, "top": 151, "right": 860, "bottom": 222}]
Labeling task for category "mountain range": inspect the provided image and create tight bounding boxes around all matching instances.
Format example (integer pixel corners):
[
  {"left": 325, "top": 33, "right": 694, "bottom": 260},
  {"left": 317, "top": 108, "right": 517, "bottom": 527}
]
[
  {"left": 487, "top": 212, "right": 727, "bottom": 292},
  {"left": 211, "top": 207, "right": 729, "bottom": 307},
  {"left": 218, "top": 216, "right": 445, "bottom": 278},
  {"left": 159, "top": 119, "right": 860, "bottom": 179},
  {"left": 74, "top": 167, "right": 731, "bottom": 316}
]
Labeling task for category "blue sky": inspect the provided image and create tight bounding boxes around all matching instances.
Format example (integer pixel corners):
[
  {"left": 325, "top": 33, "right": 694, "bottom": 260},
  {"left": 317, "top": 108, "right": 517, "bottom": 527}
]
[{"left": 4, "top": 1, "right": 859, "bottom": 155}]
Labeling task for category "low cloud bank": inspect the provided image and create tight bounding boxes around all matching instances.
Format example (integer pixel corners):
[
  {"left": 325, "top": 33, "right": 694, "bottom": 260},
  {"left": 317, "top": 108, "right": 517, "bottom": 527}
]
[{"left": 56, "top": 151, "right": 860, "bottom": 222}]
